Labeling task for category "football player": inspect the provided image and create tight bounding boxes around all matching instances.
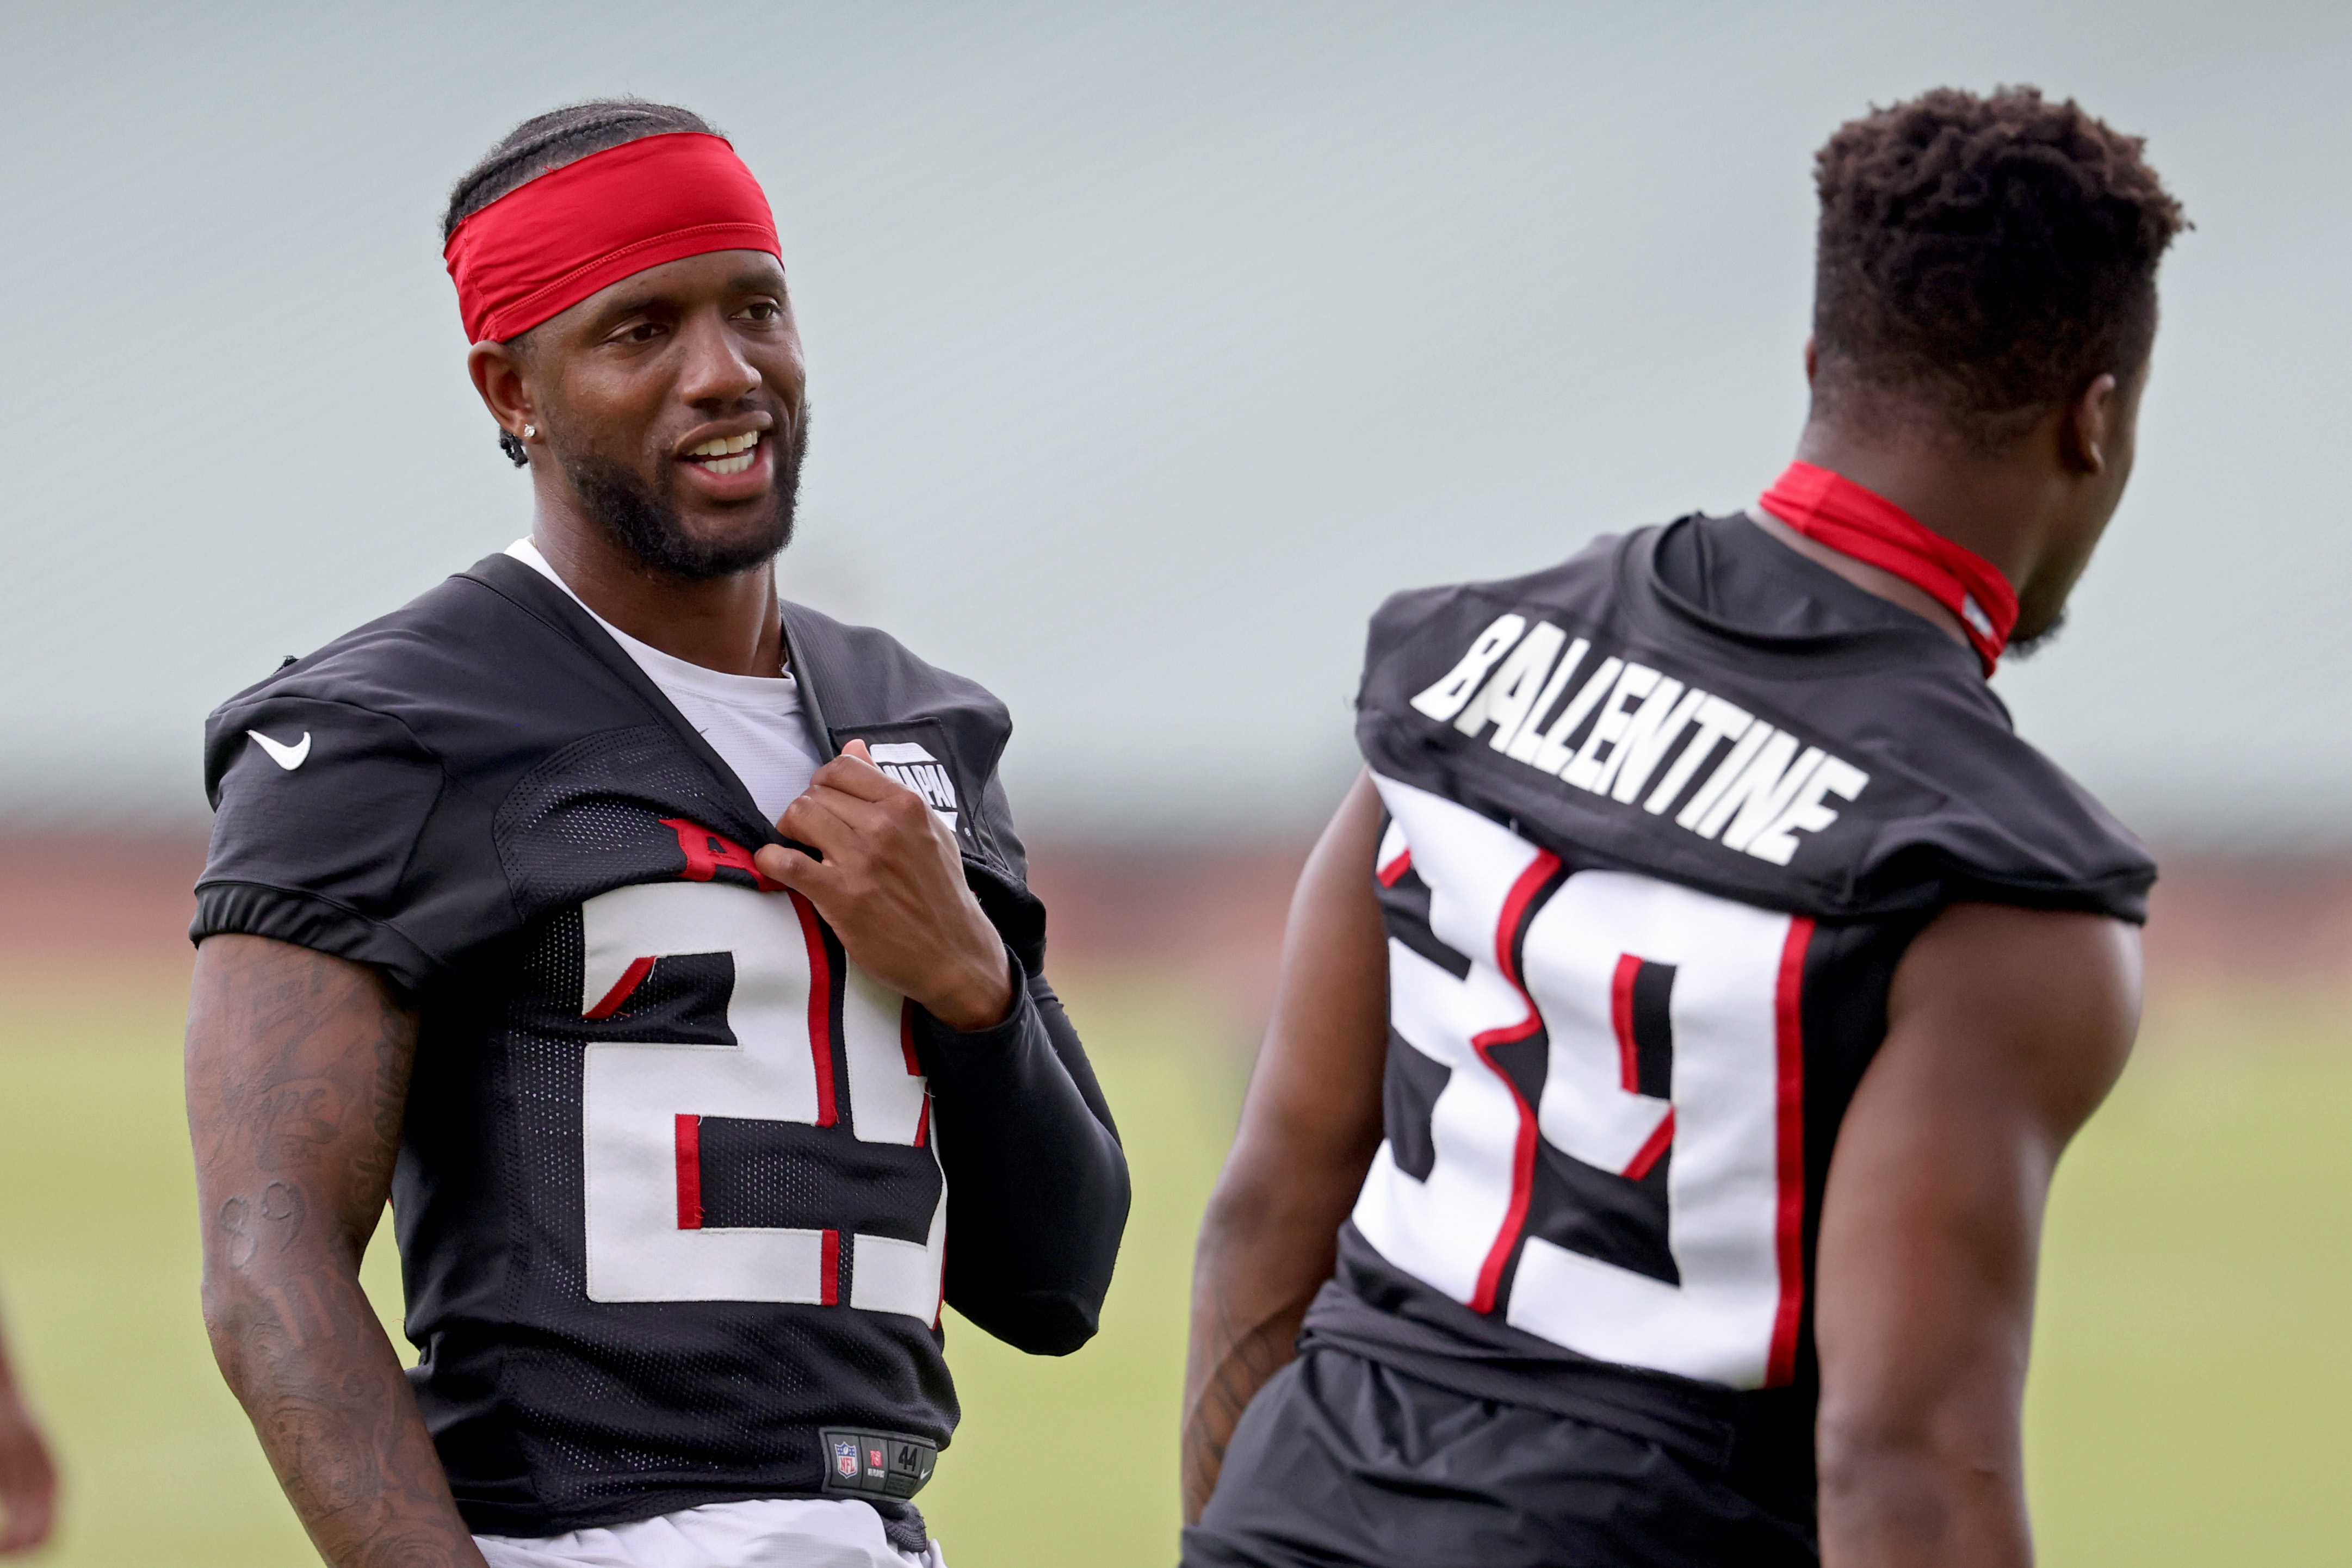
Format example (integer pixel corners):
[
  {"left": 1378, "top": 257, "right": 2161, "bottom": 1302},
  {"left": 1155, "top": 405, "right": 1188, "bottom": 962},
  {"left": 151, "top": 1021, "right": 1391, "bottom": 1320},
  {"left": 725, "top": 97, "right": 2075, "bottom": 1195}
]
[
  {"left": 185, "top": 101, "right": 1129, "bottom": 1568},
  {"left": 1181, "top": 86, "right": 2183, "bottom": 1566}
]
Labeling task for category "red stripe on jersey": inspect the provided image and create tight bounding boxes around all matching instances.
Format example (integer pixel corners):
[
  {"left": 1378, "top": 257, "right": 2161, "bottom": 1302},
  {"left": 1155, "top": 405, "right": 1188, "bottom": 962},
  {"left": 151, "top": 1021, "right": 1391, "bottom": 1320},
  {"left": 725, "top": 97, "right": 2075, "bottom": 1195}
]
[
  {"left": 585, "top": 955, "right": 655, "bottom": 1019},
  {"left": 1610, "top": 952, "right": 1643, "bottom": 1093},
  {"left": 902, "top": 1001, "right": 930, "bottom": 1145},
  {"left": 1377, "top": 847, "right": 1414, "bottom": 887},
  {"left": 791, "top": 891, "right": 838, "bottom": 1127},
  {"left": 1621, "top": 1108, "right": 1674, "bottom": 1181},
  {"left": 1466, "top": 849, "right": 1562, "bottom": 1315},
  {"left": 1765, "top": 915, "right": 1814, "bottom": 1386},
  {"left": 899, "top": 998, "right": 923, "bottom": 1075},
  {"left": 820, "top": 1228, "right": 841, "bottom": 1306},
  {"left": 674, "top": 1114, "right": 703, "bottom": 1230}
]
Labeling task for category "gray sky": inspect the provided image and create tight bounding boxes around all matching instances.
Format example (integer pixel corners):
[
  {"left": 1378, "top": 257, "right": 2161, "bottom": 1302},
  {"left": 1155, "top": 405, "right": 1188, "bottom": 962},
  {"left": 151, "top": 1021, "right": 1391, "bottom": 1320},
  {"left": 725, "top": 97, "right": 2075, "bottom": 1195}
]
[{"left": 2, "top": 1, "right": 2344, "bottom": 845}]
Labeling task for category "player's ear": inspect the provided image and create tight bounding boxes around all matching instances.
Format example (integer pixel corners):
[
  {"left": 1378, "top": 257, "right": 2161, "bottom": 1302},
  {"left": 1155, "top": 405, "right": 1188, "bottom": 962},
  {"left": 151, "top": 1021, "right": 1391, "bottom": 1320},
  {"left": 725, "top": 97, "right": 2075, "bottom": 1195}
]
[
  {"left": 468, "top": 339, "right": 540, "bottom": 451},
  {"left": 2060, "top": 372, "right": 2118, "bottom": 476},
  {"left": 1803, "top": 334, "right": 1820, "bottom": 385}
]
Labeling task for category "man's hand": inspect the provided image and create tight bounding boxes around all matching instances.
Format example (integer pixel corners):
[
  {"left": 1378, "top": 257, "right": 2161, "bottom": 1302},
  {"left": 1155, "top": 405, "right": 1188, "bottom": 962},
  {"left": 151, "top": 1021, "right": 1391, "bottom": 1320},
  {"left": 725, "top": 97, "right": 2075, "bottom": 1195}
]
[
  {"left": 754, "top": 739, "right": 1013, "bottom": 1032},
  {"left": 0, "top": 1358, "right": 55, "bottom": 1555}
]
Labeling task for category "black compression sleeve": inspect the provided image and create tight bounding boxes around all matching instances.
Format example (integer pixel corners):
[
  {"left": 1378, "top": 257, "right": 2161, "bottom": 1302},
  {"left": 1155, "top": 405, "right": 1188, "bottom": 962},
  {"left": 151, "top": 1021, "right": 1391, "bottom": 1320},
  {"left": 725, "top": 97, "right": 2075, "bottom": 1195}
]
[
  {"left": 920, "top": 954, "right": 1130, "bottom": 1355},
  {"left": 1027, "top": 972, "right": 1118, "bottom": 1141}
]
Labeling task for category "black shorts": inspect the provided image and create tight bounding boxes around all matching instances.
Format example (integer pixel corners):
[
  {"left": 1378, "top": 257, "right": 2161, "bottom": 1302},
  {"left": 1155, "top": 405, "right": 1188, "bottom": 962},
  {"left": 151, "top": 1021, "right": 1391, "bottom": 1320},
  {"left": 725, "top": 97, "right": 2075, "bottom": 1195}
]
[{"left": 1181, "top": 1347, "right": 1816, "bottom": 1568}]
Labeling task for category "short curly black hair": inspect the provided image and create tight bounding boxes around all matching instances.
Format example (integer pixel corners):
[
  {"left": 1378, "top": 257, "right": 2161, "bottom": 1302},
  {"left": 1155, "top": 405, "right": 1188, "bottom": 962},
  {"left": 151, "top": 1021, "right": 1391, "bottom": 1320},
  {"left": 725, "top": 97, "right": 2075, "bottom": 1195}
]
[
  {"left": 444, "top": 99, "right": 717, "bottom": 466},
  {"left": 1810, "top": 85, "right": 2188, "bottom": 450}
]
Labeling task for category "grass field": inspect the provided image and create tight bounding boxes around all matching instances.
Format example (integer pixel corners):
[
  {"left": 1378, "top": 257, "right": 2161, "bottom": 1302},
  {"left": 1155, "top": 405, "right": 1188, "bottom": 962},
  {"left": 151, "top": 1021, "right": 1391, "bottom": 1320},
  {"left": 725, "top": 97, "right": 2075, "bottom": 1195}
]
[{"left": 0, "top": 972, "right": 2344, "bottom": 1565}]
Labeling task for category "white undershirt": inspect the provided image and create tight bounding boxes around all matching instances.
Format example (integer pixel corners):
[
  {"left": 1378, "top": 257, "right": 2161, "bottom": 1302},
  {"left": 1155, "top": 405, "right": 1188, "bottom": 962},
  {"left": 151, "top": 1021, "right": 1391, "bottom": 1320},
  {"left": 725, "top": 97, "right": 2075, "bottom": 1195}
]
[
  {"left": 492, "top": 541, "right": 923, "bottom": 1565},
  {"left": 506, "top": 538, "right": 820, "bottom": 823}
]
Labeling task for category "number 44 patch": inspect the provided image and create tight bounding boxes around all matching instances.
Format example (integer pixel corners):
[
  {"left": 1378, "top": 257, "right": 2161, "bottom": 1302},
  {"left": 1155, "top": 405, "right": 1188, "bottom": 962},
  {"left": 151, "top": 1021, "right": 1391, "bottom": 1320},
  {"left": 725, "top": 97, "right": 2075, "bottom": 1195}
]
[{"left": 820, "top": 1428, "right": 938, "bottom": 1499}]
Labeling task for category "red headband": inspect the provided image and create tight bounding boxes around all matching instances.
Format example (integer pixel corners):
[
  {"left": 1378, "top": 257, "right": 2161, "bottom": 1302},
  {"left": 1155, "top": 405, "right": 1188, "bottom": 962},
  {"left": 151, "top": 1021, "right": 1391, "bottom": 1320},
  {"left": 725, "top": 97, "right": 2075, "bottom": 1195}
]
[
  {"left": 443, "top": 132, "right": 781, "bottom": 344},
  {"left": 1759, "top": 460, "right": 2020, "bottom": 676}
]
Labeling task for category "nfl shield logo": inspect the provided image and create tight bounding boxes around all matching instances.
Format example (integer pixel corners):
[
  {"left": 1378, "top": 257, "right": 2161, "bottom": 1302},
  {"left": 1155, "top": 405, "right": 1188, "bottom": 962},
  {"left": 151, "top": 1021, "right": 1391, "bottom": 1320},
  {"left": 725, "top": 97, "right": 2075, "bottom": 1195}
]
[{"left": 834, "top": 1440, "right": 860, "bottom": 1480}]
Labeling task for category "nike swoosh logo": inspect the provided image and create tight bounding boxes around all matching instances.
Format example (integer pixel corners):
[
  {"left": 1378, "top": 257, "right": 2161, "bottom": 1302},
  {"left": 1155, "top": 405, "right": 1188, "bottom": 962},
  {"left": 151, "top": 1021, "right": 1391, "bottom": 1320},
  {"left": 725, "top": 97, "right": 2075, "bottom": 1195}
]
[{"left": 247, "top": 729, "right": 311, "bottom": 770}]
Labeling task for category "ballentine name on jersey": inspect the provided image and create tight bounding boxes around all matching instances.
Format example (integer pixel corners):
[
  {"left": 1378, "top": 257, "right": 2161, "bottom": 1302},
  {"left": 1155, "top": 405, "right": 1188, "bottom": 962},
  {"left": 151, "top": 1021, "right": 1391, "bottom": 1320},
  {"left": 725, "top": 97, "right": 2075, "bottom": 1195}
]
[{"left": 1410, "top": 613, "right": 1870, "bottom": 867}]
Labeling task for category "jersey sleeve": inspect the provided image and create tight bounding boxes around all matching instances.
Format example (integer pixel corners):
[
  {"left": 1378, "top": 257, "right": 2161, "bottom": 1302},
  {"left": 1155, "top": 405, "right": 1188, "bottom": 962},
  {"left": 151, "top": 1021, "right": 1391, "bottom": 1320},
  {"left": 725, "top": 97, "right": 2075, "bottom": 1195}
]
[{"left": 193, "top": 693, "right": 466, "bottom": 991}]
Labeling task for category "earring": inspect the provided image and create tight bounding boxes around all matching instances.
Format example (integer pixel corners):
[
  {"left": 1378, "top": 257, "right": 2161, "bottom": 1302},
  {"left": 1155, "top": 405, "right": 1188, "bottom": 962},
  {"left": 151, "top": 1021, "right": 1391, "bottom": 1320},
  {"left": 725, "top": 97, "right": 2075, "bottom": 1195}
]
[{"left": 522, "top": 424, "right": 536, "bottom": 439}]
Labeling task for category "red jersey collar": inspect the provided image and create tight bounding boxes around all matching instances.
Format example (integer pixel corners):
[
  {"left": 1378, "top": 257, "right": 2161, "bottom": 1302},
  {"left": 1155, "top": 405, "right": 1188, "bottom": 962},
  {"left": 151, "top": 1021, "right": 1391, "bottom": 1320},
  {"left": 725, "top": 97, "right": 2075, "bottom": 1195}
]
[{"left": 1757, "top": 460, "right": 2019, "bottom": 677}]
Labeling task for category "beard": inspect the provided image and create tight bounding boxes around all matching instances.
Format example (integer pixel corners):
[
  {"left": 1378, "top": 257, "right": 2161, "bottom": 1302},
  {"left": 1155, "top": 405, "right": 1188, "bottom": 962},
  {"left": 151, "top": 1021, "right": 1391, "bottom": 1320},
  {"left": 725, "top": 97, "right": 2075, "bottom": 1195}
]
[
  {"left": 2005, "top": 606, "right": 2068, "bottom": 661},
  {"left": 554, "top": 408, "right": 810, "bottom": 581}
]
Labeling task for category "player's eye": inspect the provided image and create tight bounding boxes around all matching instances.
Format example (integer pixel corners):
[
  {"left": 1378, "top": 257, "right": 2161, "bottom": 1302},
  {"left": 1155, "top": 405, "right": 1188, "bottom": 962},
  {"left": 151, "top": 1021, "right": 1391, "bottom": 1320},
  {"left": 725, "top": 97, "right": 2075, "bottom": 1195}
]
[
  {"left": 605, "top": 319, "right": 667, "bottom": 346},
  {"left": 738, "top": 299, "right": 784, "bottom": 323}
]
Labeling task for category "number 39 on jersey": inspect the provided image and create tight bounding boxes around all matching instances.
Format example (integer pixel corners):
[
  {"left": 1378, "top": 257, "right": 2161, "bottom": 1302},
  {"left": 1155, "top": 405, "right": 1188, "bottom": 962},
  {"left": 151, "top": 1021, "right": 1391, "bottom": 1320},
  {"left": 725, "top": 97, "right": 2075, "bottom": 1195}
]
[{"left": 1355, "top": 773, "right": 1811, "bottom": 1390}]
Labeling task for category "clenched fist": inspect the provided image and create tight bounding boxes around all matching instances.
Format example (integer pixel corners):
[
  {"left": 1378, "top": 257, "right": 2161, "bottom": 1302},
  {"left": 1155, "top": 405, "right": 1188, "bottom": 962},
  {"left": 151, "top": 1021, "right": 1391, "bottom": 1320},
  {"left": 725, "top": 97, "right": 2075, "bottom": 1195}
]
[{"left": 754, "top": 740, "right": 1015, "bottom": 1032}]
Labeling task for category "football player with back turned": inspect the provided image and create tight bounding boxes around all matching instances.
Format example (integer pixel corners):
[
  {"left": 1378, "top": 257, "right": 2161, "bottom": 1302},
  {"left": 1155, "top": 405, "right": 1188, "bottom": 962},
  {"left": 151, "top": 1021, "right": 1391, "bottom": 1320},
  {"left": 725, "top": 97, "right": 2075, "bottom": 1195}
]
[
  {"left": 1183, "top": 88, "right": 2183, "bottom": 1567},
  {"left": 185, "top": 102, "right": 1129, "bottom": 1568}
]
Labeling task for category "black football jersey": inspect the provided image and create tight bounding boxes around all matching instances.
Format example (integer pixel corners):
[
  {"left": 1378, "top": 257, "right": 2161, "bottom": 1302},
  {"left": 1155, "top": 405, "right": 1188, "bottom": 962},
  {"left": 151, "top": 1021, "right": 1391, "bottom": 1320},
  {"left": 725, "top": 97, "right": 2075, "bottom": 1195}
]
[
  {"left": 1302, "top": 513, "right": 2153, "bottom": 1529},
  {"left": 194, "top": 553, "right": 1130, "bottom": 1536}
]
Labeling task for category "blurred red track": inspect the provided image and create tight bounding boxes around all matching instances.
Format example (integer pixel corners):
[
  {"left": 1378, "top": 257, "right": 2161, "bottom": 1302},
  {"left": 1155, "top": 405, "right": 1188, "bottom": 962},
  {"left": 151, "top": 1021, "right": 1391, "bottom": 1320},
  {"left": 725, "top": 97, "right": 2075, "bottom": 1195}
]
[
  {"left": 0, "top": 835, "right": 208, "bottom": 984},
  {"left": 0, "top": 834, "right": 2344, "bottom": 1017}
]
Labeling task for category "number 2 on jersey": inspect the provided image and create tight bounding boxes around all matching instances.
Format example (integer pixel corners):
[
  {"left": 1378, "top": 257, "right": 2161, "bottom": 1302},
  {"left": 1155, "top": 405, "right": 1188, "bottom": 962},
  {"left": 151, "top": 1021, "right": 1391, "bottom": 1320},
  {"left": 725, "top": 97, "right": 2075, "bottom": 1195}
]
[{"left": 576, "top": 874, "right": 945, "bottom": 1321}]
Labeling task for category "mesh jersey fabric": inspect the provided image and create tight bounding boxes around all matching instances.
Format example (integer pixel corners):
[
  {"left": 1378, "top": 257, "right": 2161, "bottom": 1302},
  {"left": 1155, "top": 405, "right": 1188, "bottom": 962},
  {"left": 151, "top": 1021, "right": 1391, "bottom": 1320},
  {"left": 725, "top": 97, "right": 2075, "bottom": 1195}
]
[
  {"left": 193, "top": 553, "right": 1129, "bottom": 1535},
  {"left": 1265, "top": 512, "right": 2155, "bottom": 1553}
]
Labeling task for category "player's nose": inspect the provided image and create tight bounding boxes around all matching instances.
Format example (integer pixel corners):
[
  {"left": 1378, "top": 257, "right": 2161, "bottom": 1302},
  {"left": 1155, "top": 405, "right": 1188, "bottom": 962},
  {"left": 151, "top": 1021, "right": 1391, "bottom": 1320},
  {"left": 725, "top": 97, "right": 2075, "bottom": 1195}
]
[{"left": 676, "top": 307, "right": 762, "bottom": 408}]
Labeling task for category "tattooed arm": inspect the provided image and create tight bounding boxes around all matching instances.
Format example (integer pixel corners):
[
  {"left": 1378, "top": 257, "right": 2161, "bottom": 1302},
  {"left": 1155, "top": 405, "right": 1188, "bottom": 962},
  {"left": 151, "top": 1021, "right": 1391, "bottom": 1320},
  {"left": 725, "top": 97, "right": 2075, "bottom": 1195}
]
[
  {"left": 185, "top": 934, "right": 488, "bottom": 1568},
  {"left": 1181, "top": 773, "right": 1391, "bottom": 1522}
]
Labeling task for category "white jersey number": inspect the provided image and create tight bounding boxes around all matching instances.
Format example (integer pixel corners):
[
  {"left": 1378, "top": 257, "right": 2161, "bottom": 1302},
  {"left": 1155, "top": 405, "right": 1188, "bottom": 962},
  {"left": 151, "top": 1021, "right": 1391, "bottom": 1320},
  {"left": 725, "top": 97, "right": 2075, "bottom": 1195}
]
[
  {"left": 577, "top": 854, "right": 944, "bottom": 1321},
  {"left": 1354, "top": 773, "right": 1809, "bottom": 1389}
]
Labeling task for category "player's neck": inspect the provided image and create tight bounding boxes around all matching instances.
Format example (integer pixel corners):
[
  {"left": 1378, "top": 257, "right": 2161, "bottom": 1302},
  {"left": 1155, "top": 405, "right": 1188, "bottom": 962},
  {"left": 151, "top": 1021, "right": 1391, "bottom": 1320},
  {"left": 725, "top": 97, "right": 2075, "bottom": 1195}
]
[
  {"left": 1745, "top": 506, "right": 1971, "bottom": 651},
  {"left": 1790, "top": 423, "right": 2048, "bottom": 588},
  {"left": 528, "top": 513, "right": 787, "bottom": 679},
  {"left": 1768, "top": 420, "right": 2071, "bottom": 650}
]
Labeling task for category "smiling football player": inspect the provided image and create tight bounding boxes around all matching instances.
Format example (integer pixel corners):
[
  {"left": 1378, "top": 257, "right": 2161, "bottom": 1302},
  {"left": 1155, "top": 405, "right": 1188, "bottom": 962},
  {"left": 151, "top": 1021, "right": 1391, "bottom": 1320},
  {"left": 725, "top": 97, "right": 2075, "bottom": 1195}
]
[{"left": 184, "top": 100, "right": 1129, "bottom": 1568}]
